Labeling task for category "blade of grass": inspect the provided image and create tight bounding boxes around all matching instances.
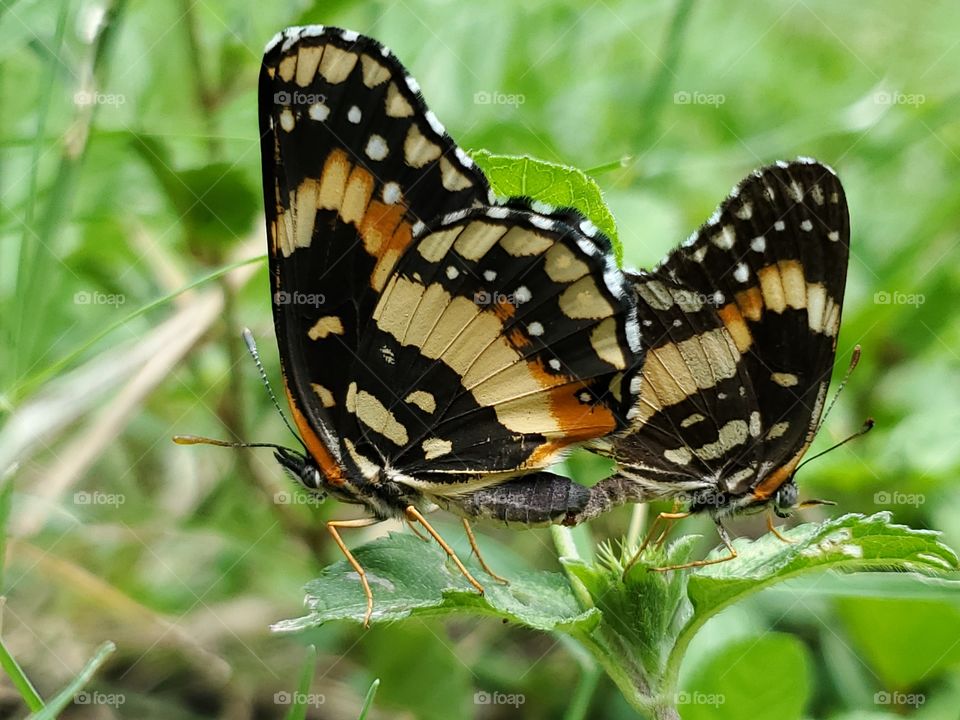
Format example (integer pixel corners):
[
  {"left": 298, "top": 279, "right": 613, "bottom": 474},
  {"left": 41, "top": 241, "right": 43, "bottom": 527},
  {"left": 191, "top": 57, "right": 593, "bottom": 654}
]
[
  {"left": 0, "top": 630, "right": 45, "bottom": 713},
  {"left": 357, "top": 678, "right": 380, "bottom": 720},
  {"left": 26, "top": 641, "right": 115, "bottom": 720},
  {"left": 283, "top": 645, "right": 318, "bottom": 720},
  {"left": 11, "top": 254, "right": 263, "bottom": 400}
]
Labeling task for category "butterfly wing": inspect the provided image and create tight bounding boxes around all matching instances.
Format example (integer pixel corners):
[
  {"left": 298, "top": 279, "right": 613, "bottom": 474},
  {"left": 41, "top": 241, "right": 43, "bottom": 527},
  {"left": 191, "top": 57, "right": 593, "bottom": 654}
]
[
  {"left": 259, "top": 26, "right": 489, "bottom": 472},
  {"left": 343, "top": 205, "right": 642, "bottom": 494},
  {"left": 605, "top": 160, "right": 850, "bottom": 501}
]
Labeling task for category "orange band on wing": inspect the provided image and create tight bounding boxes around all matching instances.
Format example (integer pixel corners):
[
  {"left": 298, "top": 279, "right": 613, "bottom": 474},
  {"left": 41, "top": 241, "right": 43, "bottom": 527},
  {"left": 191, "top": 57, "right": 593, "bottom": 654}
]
[
  {"left": 751, "top": 446, "right": 807, "bottom": 501},
  {"left": 284, "top": 381, "right": 345, "bottom": 485}
]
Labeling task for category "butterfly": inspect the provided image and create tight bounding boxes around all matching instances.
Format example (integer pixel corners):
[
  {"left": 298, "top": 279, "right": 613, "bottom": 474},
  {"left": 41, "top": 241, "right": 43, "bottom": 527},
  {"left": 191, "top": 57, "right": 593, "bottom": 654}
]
[
  {"left": 252, "top": 26, "right": 644, "bottom": 622},
  {"left": 565, "top": 159, "right": 860, "bottom": 568}
]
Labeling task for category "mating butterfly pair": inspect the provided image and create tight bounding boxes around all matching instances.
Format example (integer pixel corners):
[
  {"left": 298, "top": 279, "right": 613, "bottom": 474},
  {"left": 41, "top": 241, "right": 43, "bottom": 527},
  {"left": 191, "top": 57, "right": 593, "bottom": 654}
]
[{"left": 247, "top": 26, "right": 850, "bottom": 623}]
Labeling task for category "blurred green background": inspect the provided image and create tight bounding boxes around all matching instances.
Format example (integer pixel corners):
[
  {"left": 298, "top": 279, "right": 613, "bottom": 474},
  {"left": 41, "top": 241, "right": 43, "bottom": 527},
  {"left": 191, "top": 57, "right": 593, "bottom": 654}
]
[{"left": 2, "top": 0, "right": 959, "bottom": 718}]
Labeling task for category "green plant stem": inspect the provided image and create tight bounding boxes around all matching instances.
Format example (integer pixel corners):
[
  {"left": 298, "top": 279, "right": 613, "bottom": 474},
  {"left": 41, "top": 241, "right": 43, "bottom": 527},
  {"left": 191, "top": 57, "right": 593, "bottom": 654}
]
[
  {"left": 571, "top": 630, "right": 654, "bottom": 717},
  {"left": 550, "top": 526, "right": 594, "bottom": 610},
  {"left": 0, "top": 635, "right": 44, "bottom": 712},
  {"left": 563, "top": 661, "right": 601, "bottom": 720}
]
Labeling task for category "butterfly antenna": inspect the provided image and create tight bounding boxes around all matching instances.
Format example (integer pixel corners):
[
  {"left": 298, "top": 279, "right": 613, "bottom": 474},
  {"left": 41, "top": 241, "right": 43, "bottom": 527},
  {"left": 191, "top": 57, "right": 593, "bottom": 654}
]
[
  {"left": 242, "top": 328, "right": 307, "bottom": 451},
  {"left": 817, "top": 345, "right": 861, "bottom": 431},
  {"left": 796, "top": 417, "right": 875, "bottom": 473},
  {"left": 172, "top": 435, "right": 297, "bottom": 453}
]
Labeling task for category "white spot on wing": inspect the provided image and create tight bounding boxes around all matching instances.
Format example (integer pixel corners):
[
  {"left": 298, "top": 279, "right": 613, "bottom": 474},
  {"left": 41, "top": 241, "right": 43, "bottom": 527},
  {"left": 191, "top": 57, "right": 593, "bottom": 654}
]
[
  {"left": 800, "top": 219, "right": 813, "bottom": 231},
  {"left": 383, "top": 182, "right": 401, "bottom": 204},
  {"left": 365, "top": 134, "right": 389, "bottom": 161},
  {"left": 424, "top": 109, "right": 445, "bottom": 135},
  {"left": 528, "top": 321, "right": 544, "bottom": 336},
  {"left": 750, "top": 235, "right": 766, "bottom": 253},
  {"left": 309, "top": 102, "right": 330, "bottom": 121},
  {"left": 733, "top": 263, "right": 749, "bottom": 283},
  {"left": 530, "top": 215, "right": 554, "bottom": 230},
  {"left": 348, "top": 105, "right": 362, "bottom": 123},
  {"left": 514, "top": 285, "right": 532, "bottom": 303}
]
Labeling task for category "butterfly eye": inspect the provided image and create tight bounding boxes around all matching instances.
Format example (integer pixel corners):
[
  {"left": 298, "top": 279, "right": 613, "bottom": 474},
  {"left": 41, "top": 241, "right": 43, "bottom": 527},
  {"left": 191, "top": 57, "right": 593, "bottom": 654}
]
[{"left": 773, "top": 481, "right": 799, "bottom": 516}]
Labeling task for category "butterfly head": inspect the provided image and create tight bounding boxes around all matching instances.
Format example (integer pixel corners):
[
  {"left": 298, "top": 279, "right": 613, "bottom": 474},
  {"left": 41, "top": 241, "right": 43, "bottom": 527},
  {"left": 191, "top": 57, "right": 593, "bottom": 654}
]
[
  {"left": 771, "top": 479, "right": 799, "bottom": 517},
  {"left": 273, "top": 446, "right": 328, "bottom": 500}
]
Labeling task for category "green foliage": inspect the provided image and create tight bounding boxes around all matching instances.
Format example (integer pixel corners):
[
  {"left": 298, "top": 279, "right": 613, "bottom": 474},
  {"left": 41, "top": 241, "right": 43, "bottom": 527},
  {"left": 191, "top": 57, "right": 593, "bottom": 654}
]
[
  {"left": 471, "top": 150, "right": 623, "bottom": 262},
  {"left": 2, "top": 1, "right": 960, "bottom": 718},
  {"left": 280, "top": 514, "right": 956, "bottom": 716}
]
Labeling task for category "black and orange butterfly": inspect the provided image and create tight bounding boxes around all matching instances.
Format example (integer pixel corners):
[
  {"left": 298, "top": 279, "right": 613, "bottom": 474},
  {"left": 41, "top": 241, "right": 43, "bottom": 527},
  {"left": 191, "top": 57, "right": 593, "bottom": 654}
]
[
  {"left": 244, "top": 26, "right": 644, "bottom": 623},
  {"left": 568, "top": 159, "right": 864, "bottom": 568}
]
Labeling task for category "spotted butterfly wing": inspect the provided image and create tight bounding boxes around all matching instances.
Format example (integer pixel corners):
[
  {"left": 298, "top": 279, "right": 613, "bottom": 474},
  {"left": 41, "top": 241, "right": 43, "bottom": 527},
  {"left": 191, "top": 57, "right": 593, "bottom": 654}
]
[
  {"left": 590, "top": 160, "right": 850, "bottom": 514},
  {"left": 260, "top": 26, "right": 641, "bottom": 515},
  {"left": 348, "top": 205, "right": 640, "bottom": 491},
  {"left": 260, "top": 27, "right": 490, "bottom": 481}
]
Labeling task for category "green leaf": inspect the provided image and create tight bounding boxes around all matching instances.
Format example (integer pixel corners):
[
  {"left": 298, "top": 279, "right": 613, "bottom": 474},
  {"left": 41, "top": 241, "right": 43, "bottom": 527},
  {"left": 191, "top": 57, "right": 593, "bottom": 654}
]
[
  {"left": 679, "top": 633, "right": 811, "bottom": 720},
  {"left": 469, "top": 151, "right": 622, "bottom": 264},
  {"left": 273, "top": 532, "right": 600, "bottom": 633},
  {"left": 836, "top": 596, "right": 960, "bottom": 688},
  {"left": 686, "top": 512, "right": 957, "bottom": 616},
  {"left": 662, "top": 513, "right": 957, "bottom": 702}
]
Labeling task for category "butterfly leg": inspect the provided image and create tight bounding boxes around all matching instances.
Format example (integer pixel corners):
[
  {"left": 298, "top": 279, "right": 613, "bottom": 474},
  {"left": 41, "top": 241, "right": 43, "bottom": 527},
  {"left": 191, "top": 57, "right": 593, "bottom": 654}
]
[
  {"left": 624, "top": 510, "right": 692, "bottom": 572},
  {"left": 650, "top": 519, "right": 738, "bottom": 572},
  {"left": 405, "top": 506, "right": 485, "bottom": 595},
  {"left": 407, "top": 518, "right": 430, "bottom": 542},
  {"left": 326, "top": 517, "right": 381, "bottom": 627},
  {"left": 461, "top": 518, "right": 509, "bottom": 585},
  {"left": 766, "top": 512, "right": 795, "bottom": 544}
]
